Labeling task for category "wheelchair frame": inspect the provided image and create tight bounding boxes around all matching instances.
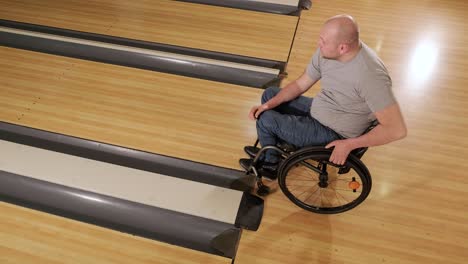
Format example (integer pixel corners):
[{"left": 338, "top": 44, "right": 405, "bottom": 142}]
[{"left": 245, "top": 139, "right": 373, "bottom": 214}]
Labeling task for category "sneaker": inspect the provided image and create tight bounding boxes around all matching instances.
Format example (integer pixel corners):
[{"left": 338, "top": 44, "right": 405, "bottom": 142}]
[
  {"left": 259, "top": 161, "right": 279, "bottom": 181},
  {"left": 261, "top": 161, "right": 279, "bottom": 171},
  {"left": 244, "top": 146, "right": 260, "bottom": 158},
  {"left": 239, "top": 158, "right": 253, "bottom": 171},
  {"left": 238, "top": 158, "right": 278, "bottom": 181}
]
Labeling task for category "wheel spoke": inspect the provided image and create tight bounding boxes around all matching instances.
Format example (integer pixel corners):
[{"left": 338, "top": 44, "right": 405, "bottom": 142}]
[
  {"left": 288, "top": 178, "right": 319, "bottom": 182},
  {"left": 287, "top": 169, "right": 315, "bottom": 181},
  {"left": 333, "top": 188, "right": 351, "bottom": 204},
  {"left": 329, "top": 178, "right": 362, "bottom": 184},
  {"left": 279, "top": 154, "right": 371, "bottom": 213},
  {"left": 302, "top": 185, "right": 320, "bottom": 202},
  {"left": 334, "top": 188, "right": 362, "bottom": 193},
  {"left": 319, "top": 189, "right": 324, "bottom": 207},
  {"left": 304, "top": 163, "right": 321, "bottom": 178},
  {"left": 322, "top": 189, "right": 333, "bottom": 206},
  {"left": 285, "top": 180, "right": 319, "bottom": 185},
  {"left": 291, "top": 184, "right": 319, "bottom": 200}
]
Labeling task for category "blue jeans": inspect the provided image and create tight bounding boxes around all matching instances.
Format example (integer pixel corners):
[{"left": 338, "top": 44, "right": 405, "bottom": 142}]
[{"left": 256, "top": 87, "right": 341, "bottom": 163}]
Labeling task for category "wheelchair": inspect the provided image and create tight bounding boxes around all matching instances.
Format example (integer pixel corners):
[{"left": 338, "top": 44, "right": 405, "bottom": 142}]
[{"left": 241, "top": 124, "right": 376, "bottom": 214}]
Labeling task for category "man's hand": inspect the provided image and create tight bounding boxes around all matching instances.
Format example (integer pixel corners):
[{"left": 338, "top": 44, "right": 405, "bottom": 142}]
[
  {"left": 249, "top": 104, "right": 269, "bottom": 120},
  {"left": 248, "top": 72, "right": 317, "bottom": 121},
  {"left": 325, "top": 139, "right": 355, "bottom": 165}
]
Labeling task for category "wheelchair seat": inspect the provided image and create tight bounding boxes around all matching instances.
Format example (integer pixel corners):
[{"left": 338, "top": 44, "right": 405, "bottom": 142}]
[{"left": 276, "top": 119, "right": 377, "bottom": 157}]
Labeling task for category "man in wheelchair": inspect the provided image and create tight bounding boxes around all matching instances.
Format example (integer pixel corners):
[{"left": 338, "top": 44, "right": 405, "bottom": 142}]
[{"left": 240, "top": 14, "right": 407, "bottom": 181}]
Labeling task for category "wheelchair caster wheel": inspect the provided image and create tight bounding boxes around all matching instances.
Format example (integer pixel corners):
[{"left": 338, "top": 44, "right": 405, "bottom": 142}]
[{"left": 256, "top": 185, "right": 270, "bottom": 196}]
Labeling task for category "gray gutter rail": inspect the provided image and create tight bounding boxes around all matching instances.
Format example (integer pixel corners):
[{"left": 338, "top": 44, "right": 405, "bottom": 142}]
[
  {"left": 0, "top": 170, "right": 243, "bottom": 258},
  {"left": 0, "top": 19, "right": 284, "bottom": 88},
  {"left": 175, "top": 0, "right": 312, "bottom": 15}
]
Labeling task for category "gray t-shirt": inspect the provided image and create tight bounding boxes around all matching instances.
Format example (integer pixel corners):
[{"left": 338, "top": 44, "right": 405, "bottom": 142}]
[{"left": 306, "top": 42, "right": 396, "bottom": 138}]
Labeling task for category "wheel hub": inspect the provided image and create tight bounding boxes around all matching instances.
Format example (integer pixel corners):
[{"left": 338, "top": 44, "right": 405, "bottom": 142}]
[
  {"left": 318, "top": 172, "right": 328, "bottom": 188},
  {"left": 318, "top": 181, "right": 328, "bottom": 188}
]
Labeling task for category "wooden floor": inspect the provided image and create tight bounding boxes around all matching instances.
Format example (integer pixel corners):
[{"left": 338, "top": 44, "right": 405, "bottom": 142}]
[
  {"left": 0, "top": 46, "right": 260, "bottom": 169},
  {"left": 2, "top": 0, "right": 468, "bottom": 263},
  {"left": 237, "top": 1, "right": 468, "bottom": 263},
  {"left": 0, "top": 0, "right": 297, "bottom": 61}
]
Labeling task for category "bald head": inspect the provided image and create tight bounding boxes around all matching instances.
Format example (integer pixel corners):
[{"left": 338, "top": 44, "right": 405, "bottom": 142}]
[{"left": 323, "top": 15, "right": 360, "bottom": 47}]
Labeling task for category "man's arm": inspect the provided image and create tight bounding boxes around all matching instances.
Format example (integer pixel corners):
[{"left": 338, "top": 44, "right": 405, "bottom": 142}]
[
  {"left": 249, "top": 72, "right": 318, "bottom": 120},
  {"left": 326, "top": 103, "right": 407, "bottom": 165}
]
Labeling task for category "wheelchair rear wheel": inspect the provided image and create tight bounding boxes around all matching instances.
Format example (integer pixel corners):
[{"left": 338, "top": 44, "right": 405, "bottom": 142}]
[{"left": 278, "top": 148, "right": 372, "bottom": 214}]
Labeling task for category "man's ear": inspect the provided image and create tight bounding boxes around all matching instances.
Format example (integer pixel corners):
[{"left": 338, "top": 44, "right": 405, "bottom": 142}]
[{"left": 339, "top": 44, "right": 348, "bottom": 55}]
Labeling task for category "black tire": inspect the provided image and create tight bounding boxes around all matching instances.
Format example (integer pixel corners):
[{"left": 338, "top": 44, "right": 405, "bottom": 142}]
[{"left": 278, "top": 147, "right": 372, "bottom": 214}]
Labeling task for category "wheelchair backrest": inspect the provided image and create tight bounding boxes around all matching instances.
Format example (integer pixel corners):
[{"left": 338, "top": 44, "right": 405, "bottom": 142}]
[
  {"left": 351, "top": 120, "right": 379, "bottom": 158},
  {"left": 363, "top": 120, "right": 379, "bottom": 135}
]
